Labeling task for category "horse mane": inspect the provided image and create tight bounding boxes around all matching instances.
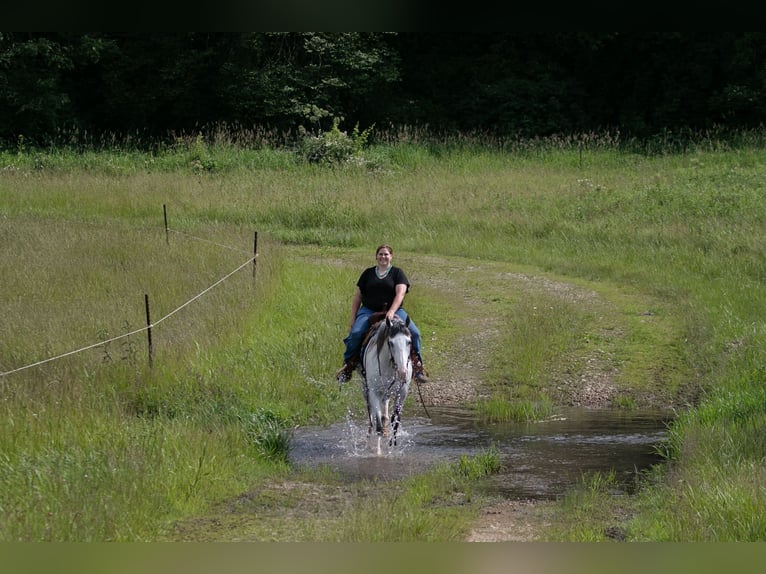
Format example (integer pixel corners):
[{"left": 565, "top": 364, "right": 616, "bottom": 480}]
[{"left": 373, "top": 316, "right": 411, "bottom": 356}]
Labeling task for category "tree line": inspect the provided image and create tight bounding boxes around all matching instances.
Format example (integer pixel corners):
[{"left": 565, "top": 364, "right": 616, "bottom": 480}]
[{"left": 2, "top": 32, "right": 765, "bottom": 147}]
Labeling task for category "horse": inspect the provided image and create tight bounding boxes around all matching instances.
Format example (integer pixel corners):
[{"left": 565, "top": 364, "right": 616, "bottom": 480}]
[{"left": 359, "top": 314, "right": 413, "bottom": 447}]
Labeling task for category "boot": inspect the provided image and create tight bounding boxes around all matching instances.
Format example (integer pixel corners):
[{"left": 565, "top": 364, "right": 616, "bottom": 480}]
[
  {"left": 411, "top": 350, "right": 430, "bottom": 384},
  {"left": 336, "top": 356, "right": 359, "bottom": 383}
]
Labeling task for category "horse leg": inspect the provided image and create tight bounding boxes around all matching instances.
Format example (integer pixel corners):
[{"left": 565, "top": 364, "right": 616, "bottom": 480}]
[
  {"left": 389, "top": 391, "right": 407, "bottom": 446},
  {"left": 364, "top": 396, "right": 374, "bottom": 435},
  {"left": 381, "top": 399, "right": 391, "bottom": 437},
  {"left": 368, "top": 399, "right": 384, "bottom": 436},
  {"left": 389, "top": 407, "right": 401, "bottom": 446},
  {"left": 367, "top": 407, "right": 383, "bottom": 436},
  {"left": 364, "top": 382, "right": 384, "bottom": 436},
  {"left": 389, "top": 416, "right": 398, "bottom": 446}
]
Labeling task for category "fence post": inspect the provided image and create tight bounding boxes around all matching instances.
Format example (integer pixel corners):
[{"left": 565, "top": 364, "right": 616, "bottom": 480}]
[
  {"left": 253, "top": 231, "right": 258, "bottom": 280},
  {"left": 145, "top": 293, "right": 153, "bottom": 368},
  {"left": 163, "top": 204, "right": 169, "bottom": 244}
]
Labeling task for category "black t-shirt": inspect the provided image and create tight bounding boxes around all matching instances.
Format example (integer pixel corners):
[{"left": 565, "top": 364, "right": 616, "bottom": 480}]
[{"left": 356, "top": 266, "right": 410, "bottom": 312}]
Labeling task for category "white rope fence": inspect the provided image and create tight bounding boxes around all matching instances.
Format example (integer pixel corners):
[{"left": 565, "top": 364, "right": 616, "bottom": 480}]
[
  {"left": 0, "top": 326, "right": 152, "bottom": 377},
  {"left": 151, "top": 255, "right": 254, "bottom": 327},
  {"left": 167, "top": 228, "right": 252, "bottom": 255},
  {"left": 0, "top": 220, "right": 258, "bottom": 378}
]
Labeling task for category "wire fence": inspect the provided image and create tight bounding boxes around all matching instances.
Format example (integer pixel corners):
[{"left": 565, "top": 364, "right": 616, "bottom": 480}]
[{"left": 0, "top": 208, "right": 259, "bottom": 378}]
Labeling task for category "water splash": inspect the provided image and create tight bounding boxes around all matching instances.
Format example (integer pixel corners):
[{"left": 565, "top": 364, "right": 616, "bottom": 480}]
[
  {"left": 289, "top": 406, "right": 672, "bottom": 496},
  {"left": 337, "top": 409, "right": 414, "bottom": 457}
]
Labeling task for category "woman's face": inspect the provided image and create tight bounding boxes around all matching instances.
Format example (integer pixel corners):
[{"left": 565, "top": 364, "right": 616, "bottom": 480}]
[{"left": 376, "top": 248, "right": 392, "bottom": 266}]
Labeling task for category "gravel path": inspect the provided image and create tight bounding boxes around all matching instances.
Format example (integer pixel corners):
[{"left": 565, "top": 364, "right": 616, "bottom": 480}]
[{"left": 406, "top": 255, "right": 622, "bottom": 541}]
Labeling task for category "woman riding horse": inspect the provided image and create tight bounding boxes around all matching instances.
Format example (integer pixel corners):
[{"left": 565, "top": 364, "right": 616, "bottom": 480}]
[{"left": 336, "top": 244, "right": 429, "bottom": 384}]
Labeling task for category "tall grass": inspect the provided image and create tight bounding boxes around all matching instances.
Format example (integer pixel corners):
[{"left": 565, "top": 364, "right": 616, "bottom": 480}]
[{"left": 3, "top": 129, "right": 766, "bottom": 539}]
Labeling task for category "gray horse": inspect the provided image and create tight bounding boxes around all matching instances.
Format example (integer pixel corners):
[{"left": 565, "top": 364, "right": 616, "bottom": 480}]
[{"left": 360, "top": 315, "right": 413, "bottom": 447}]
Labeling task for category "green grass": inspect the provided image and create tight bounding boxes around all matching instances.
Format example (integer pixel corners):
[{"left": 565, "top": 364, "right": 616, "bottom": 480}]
[
  {"left": 3, "top": 132, "right": 766, "bottom": 540},
  {"left": 155, "top": 448, "right": 501, "bottom": 542},
  {"left": 543, "top": 469, "right": 634, "bottom": 541},
  {"left": 335, "top": 451, "right": 500, "bottom": 542}
]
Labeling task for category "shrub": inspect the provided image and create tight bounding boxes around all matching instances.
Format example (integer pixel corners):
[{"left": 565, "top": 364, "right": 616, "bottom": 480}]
[{"left": 298, "top": 118, "right": 374, "bottom": 165}]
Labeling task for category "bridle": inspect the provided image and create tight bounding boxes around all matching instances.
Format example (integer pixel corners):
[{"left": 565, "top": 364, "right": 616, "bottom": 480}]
[{"left": 384, "top": 333, "right": 411, "bottom": 393}]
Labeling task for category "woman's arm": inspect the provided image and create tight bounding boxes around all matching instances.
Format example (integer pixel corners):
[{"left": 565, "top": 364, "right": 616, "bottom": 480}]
[{"left": 386, "top": 283, "right": 408, "bottom": 320}]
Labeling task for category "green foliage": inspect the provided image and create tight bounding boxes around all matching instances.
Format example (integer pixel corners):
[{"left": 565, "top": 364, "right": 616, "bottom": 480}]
[
  {"left": 613, "top": 395, "right": 637, "bottom": 410},
  {"left": 663, "top": 383, "right": 766, "bottom": 465},
  {"left": 239, "top": 409, "right": 293, "bottom": 464},
  {"left": 7, "top": 33, "right": 766, "bottom": 146},
  {"left": 186, "top": 133, "right": 217, "bottom": 173},
  {"left": 0, "top": 34, "right": 77, "bottom": 143},
  {"left": 476, "top": 396, "right": 555, "bottom": 423},
  {"left": 545, "top": 470, "right": 626, "bottom": 541},
  {"left": 456, "top": 446, "right": 502, "bottom": 479},
  {"left": 334, "top": 453, "right": 500, "bottom": 542},
  {"left": 298, "top": 118, "right": 375, "bottom": 166}
]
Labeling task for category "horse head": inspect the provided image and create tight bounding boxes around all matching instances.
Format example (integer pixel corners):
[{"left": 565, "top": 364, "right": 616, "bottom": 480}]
[{"left": 382, "top": 315, "right": 412, "bottom": 381}]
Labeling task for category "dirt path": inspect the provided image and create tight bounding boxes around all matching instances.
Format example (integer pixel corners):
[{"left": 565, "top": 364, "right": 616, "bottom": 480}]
[
  {"left": 410, "top": 256, "right": 622, "bottom": 541},
  {"left": 167, "top": 253, "right": 659, "bottom": 542}
]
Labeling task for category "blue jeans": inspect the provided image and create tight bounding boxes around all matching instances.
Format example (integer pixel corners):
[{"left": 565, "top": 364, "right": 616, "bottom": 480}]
[{"left": 343, "top": 306, "right": 423, "bottom": 363}]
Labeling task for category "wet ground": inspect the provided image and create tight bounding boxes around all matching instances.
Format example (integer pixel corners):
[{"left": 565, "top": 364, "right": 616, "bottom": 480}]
[{"left": 289, "top": 405, "right": 673, "bottom": 498}]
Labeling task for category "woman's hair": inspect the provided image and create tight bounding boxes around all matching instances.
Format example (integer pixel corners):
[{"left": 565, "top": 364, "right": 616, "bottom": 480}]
[{"left": 376, "top": 244, "right": 393, "bottom": 256}]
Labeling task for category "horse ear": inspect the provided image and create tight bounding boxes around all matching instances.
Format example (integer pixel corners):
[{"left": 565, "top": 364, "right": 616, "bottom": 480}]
[
  {"left": 405, "top": 316, "right": 411, "bottom": 327},
  {"left": 386, "top": 317, "right": 392, "bottom": 327}
]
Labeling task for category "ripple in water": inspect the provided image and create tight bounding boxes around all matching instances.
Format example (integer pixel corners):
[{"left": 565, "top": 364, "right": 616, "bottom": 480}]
[{"left": 288, "top": 406, "right": 673, "bottom": 498}]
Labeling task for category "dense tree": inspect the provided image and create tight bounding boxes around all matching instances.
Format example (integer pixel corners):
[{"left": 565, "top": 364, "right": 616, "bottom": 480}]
[
  {"left": 0, "top": 33, "right": 77, "bottom": 143},
  {"left": 1, "top": 32, "right": 765, "bottom": 147},
  {"left": 219, "top": 32, "right": 400, "bottom": 132}
]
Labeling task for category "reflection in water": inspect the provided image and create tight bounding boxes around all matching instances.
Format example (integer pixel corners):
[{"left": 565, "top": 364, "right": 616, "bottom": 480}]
[{"left": 289, "top": 406, "right": 673, "bottom": 499}]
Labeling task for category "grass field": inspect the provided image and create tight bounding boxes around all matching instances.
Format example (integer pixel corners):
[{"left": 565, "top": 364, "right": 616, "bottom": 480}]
[{"left": 2, "top": 129, "right": 766, "bottom": 541}]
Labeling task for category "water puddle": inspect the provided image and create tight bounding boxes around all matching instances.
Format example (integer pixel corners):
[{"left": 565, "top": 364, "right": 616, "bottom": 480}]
[{"left": 289, "top": 406, "right": 673, "bottom": 499}]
